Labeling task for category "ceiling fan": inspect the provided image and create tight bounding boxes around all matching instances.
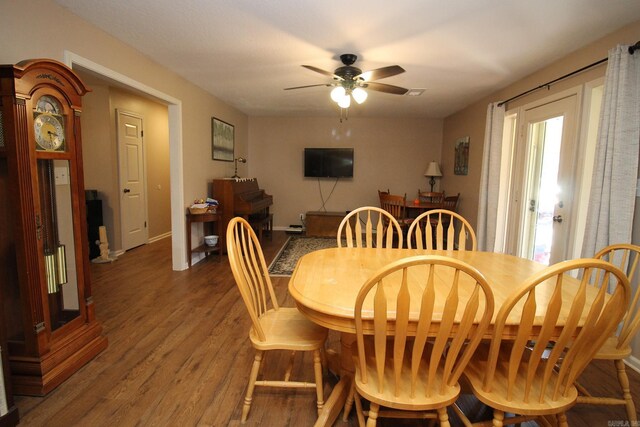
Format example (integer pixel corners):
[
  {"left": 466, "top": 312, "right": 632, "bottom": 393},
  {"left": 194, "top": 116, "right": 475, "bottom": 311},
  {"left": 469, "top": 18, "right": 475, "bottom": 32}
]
[{"left": 284, "top": 54, "right": 409, "bottom": 109}]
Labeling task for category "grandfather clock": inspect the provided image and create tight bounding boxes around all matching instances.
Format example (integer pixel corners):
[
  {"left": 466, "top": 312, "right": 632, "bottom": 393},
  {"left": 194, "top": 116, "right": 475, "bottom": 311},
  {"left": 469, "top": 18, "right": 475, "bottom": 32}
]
[{"left": 0, "top": 59, "right": 107, "bottom": 396}]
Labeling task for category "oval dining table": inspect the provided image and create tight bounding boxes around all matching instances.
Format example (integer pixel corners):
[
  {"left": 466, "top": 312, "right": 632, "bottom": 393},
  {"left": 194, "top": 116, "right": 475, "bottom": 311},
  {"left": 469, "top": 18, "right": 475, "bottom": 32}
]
[{"left": 288, "top": 247, "right": 597, "bottom": 426}]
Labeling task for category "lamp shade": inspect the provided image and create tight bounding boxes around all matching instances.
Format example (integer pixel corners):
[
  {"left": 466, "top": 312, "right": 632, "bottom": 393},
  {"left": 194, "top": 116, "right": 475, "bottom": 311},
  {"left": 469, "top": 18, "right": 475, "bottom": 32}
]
[
  {"left": 424, "top": 161, "right": 442, "bottom": 177},
  {"left": 352, "top": 87, "right": 368, "bottom": 104},
  {"left": 337, "top": 93, "right": 351, "bottom": 109},
  {"left": 330, "top": 86, "right": 346, "bottom": 102}
]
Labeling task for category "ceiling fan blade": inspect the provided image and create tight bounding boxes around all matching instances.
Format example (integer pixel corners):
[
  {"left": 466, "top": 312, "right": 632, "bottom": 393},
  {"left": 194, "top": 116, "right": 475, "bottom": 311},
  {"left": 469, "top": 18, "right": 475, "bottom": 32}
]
[
  {"left": 357, "top": 65, "right": 405, "bottom": 81},
  {"left": 364, "top": 81, "right": 409, "bottom": 95},
  {"left": 284, "top": 83, "right": 331, "bottom": 90},
  {"left": 302, "top": 65, "right": 342, "bottom": 80}
]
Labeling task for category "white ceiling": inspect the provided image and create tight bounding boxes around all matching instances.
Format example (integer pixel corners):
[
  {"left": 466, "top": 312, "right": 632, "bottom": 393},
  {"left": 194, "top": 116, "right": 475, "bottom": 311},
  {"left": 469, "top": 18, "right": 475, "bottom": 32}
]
[{"left": 55, "top": 0, "right": 640, "bottom": 119}]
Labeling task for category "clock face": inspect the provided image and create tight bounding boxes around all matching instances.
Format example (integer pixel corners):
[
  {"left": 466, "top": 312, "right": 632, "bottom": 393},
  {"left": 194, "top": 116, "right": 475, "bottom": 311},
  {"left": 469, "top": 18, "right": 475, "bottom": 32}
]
[{"left": 34, "top": 113, "right": 65, "bottom": 151}]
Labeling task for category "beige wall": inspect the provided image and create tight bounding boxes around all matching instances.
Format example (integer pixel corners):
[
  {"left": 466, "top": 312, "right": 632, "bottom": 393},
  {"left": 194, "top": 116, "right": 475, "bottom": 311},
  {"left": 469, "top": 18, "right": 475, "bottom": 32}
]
[
  {"left": 80, "top": 76, "right": 171, "bottom": 251},
  {"left": 249, "top": 117, "right": 443, "bottom": 228},
  {"left": 442, "top": 20, "right": 640, "bottom": 228},
  {"left": 0, "top": 0, "right": 249, "bottom": 234}
]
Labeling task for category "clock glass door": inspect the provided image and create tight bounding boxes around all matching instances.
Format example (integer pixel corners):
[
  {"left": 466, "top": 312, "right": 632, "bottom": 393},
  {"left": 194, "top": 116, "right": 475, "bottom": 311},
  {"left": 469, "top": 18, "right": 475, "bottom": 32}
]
[{"left": 37, "top": 158, "right": 80, "bottom": 331}]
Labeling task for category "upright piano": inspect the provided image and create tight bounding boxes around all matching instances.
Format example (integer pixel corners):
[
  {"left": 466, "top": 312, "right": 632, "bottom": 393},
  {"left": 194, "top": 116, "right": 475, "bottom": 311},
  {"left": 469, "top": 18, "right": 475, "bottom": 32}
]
[{"left": 212, "top": 178, "right": 273, "bottom": 249}]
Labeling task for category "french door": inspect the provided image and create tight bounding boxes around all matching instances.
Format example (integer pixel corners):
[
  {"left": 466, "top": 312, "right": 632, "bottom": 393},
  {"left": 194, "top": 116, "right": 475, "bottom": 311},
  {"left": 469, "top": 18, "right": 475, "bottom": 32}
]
[{"left": 508, "top": 94, "right": 579, "bottom": 265}]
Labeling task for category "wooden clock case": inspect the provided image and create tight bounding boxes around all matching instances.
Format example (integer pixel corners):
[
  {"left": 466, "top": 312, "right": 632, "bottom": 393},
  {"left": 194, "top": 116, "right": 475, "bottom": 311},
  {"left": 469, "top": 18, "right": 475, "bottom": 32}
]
[{"left": 0, "top": 59, "right": 107, "bottom": 396}]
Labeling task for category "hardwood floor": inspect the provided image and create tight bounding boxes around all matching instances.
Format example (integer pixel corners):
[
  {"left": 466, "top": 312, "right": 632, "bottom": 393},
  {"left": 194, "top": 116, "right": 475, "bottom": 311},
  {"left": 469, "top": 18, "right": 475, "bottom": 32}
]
[{"left": 13, "top": 232, "right": 640, "bottom": 426}]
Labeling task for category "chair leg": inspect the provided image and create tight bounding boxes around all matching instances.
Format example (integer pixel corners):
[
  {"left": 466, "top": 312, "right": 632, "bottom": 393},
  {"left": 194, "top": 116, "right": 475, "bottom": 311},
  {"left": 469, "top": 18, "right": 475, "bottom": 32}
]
[
  {"left": 492, "top": 409, "right": 504, "bottom": 427},
  {"left": 353, "top": 389, "right": 366, "bottom": 427},
  {"left": 342, "top": 377, "right": 356, "bottom": 421},
  {"left": 313, "top": 349, "right": 325, "bottom": 415},
  {"left": 615, "top": 358, "right": 638, "bottom": 423},
  {"left": 242, "top": 350, "right": 263, "bottom": 423},
  {"left": 366, "top": 402, "right": 380, "bottom": 427},
  {"left": 437, "top": 407, "right": 451, "bottom": 427},
  {"left": 557, "top": 412, "right": 568, "bottom": 427}
]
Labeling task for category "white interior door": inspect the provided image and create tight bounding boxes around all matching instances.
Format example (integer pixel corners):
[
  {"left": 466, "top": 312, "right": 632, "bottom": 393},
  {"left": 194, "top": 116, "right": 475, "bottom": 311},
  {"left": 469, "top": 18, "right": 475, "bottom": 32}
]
[
  {"left": 117, "top": 110, "right": 148, "bottom": 250},
  {"left": 510, "top": 95, "right": 579, "bottom": 265}
]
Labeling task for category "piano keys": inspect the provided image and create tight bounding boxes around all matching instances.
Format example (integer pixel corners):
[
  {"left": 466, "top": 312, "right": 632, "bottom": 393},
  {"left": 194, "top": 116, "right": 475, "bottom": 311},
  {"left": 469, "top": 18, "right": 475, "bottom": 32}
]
[{"left": 212, "top": 178, "right": 273, "bottom": 249}]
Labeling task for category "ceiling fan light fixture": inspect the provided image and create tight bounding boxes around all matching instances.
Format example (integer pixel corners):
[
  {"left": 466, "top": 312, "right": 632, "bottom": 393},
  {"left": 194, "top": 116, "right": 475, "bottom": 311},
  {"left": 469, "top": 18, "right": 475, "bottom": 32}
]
[
  {"left": 352, "top": 87, "right": 368, "bottom": 104},
  {"left": 330, "top": 86, "right": 346, "bottom": 102},
  {"left": 337, "top": 93, "right": 351, "bottom": 109}
]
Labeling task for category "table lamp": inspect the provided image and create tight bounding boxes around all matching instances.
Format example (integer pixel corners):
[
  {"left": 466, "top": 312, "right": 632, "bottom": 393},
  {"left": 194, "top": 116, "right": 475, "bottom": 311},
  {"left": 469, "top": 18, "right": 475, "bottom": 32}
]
[
  {"left": 232, "top": 157, "right": 246, "bottom": 179},
  {"left": 424, "top": 161, "right": 442, "bottom": 192}
]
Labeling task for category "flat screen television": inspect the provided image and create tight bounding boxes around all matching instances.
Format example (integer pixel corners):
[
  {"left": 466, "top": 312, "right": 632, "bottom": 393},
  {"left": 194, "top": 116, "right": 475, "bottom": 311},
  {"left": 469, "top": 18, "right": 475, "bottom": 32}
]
[{"left": 304, "top": 148, "right": 354, "bottom": 178}]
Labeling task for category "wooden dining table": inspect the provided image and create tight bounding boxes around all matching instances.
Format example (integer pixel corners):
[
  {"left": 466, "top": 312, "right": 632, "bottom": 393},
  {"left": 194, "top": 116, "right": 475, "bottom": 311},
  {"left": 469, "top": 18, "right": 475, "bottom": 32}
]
[{"left": 288, "top": 247, "right": 599, "bottom": 426}]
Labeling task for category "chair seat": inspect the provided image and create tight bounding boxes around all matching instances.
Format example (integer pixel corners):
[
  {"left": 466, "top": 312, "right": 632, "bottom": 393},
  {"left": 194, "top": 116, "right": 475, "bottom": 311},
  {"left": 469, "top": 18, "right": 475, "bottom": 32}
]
[
  {"left": 594, "top": 335, "right": 631, "bottom": 359},
  {"left": 463, "top": 349, "right": 577, "bottom": 415},
  {"left": 353, "top": 339, "right": 460, "bottom": 411},
  {"left": 250, "top": 307, "right": 327, "bottom": 351}
]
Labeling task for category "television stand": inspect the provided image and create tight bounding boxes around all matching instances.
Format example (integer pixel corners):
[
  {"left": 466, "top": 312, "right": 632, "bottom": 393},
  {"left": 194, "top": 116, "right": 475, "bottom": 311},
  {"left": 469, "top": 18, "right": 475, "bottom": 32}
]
[{"left": 305, "top": 211, "right": 346, "bottom": 238}]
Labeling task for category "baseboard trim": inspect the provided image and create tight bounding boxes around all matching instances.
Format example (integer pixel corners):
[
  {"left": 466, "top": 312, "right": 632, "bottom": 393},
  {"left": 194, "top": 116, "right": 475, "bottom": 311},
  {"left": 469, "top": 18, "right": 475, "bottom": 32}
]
[
  {"left": 625, "top": 354, "right": 640, "bottom": 374},
  {"left": 149, "top": 231, "right": 172, "bottom": 244}
]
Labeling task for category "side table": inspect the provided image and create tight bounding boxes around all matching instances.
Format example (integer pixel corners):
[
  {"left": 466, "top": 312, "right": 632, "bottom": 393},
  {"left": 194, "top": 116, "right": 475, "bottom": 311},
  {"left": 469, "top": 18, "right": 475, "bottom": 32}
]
[{"left": 186, "top": 210, "right": 223, "bottom": 267}]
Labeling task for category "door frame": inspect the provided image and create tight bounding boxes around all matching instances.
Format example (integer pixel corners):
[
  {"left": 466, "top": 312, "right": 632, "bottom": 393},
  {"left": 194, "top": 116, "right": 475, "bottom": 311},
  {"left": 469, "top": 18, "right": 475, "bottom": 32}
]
[
  {"left": 504, "top": 86, "right": 583, "bottom": 262},
  {"left": 116, "top": 109, "right": 149, "bottom": 250},
  {"left": 64, "top": 51, "right": 188, "bottom": 271}
]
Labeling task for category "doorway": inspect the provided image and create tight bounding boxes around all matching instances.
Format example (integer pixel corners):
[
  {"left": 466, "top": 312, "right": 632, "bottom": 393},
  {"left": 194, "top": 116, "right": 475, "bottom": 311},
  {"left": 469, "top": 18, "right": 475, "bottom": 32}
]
[
  {"left": 507, "top": 93, "right": 580, "bottom": 265},
  {"left": 64, "top": 51, "right": 187, "bottom": 270}
]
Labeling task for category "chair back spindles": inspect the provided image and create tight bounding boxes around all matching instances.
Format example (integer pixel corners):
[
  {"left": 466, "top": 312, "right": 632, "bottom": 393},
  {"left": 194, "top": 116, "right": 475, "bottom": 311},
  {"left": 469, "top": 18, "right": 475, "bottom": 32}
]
[
  {"left": 407, "top": 209, "right": 477, "bottom": 251},
  {"left": 354, "top": 255, "right": 494, "bottom": 400},
  {"left": 227, "top": 217, "right": 279, "bottom": 342},
  {"left": 594, "top": 243, "right": 640, "bottom": 349},
  {"left": 480, "top": 259, "right": 629, "bottom": 406},
  {"left": 337, "top": 206, "right": 403, "bottom": 249}
]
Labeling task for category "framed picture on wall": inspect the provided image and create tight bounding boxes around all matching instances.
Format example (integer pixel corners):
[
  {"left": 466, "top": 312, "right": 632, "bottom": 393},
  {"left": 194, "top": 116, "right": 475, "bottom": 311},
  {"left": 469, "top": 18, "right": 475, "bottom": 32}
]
[
  {"left": 454, "top": 136, "right": 469, "bottom": 175},
  {"left": 212, "top": 117, "right": 234, "bottom": 161}
]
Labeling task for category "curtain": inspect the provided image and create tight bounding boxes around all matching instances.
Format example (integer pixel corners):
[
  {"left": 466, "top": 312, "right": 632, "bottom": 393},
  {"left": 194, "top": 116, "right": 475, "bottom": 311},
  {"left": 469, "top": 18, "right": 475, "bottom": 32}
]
[
  {"left": 582, "top": 45, "right": 640, "bottom": 257},
  {"left": 477, "top": 102, "right": 505, "bottom": 251}
]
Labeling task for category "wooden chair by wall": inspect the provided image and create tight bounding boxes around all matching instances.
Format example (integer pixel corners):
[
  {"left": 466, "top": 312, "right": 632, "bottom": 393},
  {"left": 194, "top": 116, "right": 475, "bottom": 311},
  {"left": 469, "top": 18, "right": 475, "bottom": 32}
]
[
  {"left": 455, "top": 259, "right": 630, "bottom": 427},
  {"left": 443, "top": 193, "right": 460, "bottom": 211},
  {"left": 417, "top": 190, "right": 444, "bottom": 206},
  {"left": 226, "top": 217, "right": 327, "bottom": 423},
  {"left": 407, "top": 209, "right": 477, "bottom": 251},
  {"left": 379, "top": 192, "right": 412, "bottom": 229},
  {"left": 337, "top": 206, "right": 403, "bottom": 249},
  {"left": 575, "top": 243, "right": 640, "bottom": 423},
  {"left": 349, "top": 255, "right": 494, "bottom": 426}
]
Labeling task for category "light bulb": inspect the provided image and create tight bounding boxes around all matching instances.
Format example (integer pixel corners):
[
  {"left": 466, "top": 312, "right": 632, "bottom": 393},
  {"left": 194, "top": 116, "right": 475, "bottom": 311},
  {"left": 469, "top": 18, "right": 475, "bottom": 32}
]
[
  {"left": 338, "top": 93, "right": 351, "bottom": 108},
  {"left": 352, "top": 87, "right": 368, "bottom": 104},
  {"left": 330, "top": 86, "right": 346, "bottom": 103}
]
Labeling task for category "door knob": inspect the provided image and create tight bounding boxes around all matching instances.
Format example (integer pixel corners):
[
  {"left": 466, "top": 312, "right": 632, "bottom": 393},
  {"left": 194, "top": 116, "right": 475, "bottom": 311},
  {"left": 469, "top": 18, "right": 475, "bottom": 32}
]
[
  {"left": 123, "top": 188, "right": 131, "bottom": 193},
  {"left": 553, "top": 215, "right": 563, "bottom": 223}
]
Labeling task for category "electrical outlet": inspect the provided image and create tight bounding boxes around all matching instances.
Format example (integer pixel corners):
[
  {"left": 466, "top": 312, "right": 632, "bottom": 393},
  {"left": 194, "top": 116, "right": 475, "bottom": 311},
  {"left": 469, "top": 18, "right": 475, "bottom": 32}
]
[{"left": 299, "top": 213, "right": 305, "bottom": 222}]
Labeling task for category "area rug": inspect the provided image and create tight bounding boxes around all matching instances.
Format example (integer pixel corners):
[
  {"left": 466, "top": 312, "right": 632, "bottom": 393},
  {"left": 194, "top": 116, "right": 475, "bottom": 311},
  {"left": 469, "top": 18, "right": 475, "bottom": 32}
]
[{"left": 268, "top": 236, "right": 339, "bottom": 277}]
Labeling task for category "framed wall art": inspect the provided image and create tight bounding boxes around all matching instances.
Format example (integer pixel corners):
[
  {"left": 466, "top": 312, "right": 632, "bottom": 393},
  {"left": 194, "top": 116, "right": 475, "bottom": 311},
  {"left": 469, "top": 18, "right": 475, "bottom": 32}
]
[
  {"left": 212, "top": 117, "right": 234, "bottom": 161},
  {"left": 454, "top": 136, "right": 469, "bottom": 175}
]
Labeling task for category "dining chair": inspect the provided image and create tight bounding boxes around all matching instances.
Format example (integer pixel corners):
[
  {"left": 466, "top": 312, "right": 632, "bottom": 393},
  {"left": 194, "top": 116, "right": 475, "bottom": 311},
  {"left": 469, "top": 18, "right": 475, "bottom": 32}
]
[
  {"left": 337, "top": 206, "right": 403, "bottom": 249},
  {"left": 574, "top": 243, "right": 640, "bottom": 423},
  {"left": 442, "top": 193, "right": 460, "bottom": 211},
  {"left": 379, "top": 192, "right": 413, "bottom": 229},
  {"left": 348, "top": 255, "right": 495, "bottom": 427},
  {"left": 226, "top": 217, "right": 328, "bottom": 423},
  {"left": 417, "top": 190, "right": 445, "bottom": 205},
  {"left": 377, "top": 188, "right": 390, "bottom": 198},
  {"left": 455, "top": 258, "right": 630, "bottom": 427},
  {"left": 407, "top": 209, "right": 477, "bottom": 251}
]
